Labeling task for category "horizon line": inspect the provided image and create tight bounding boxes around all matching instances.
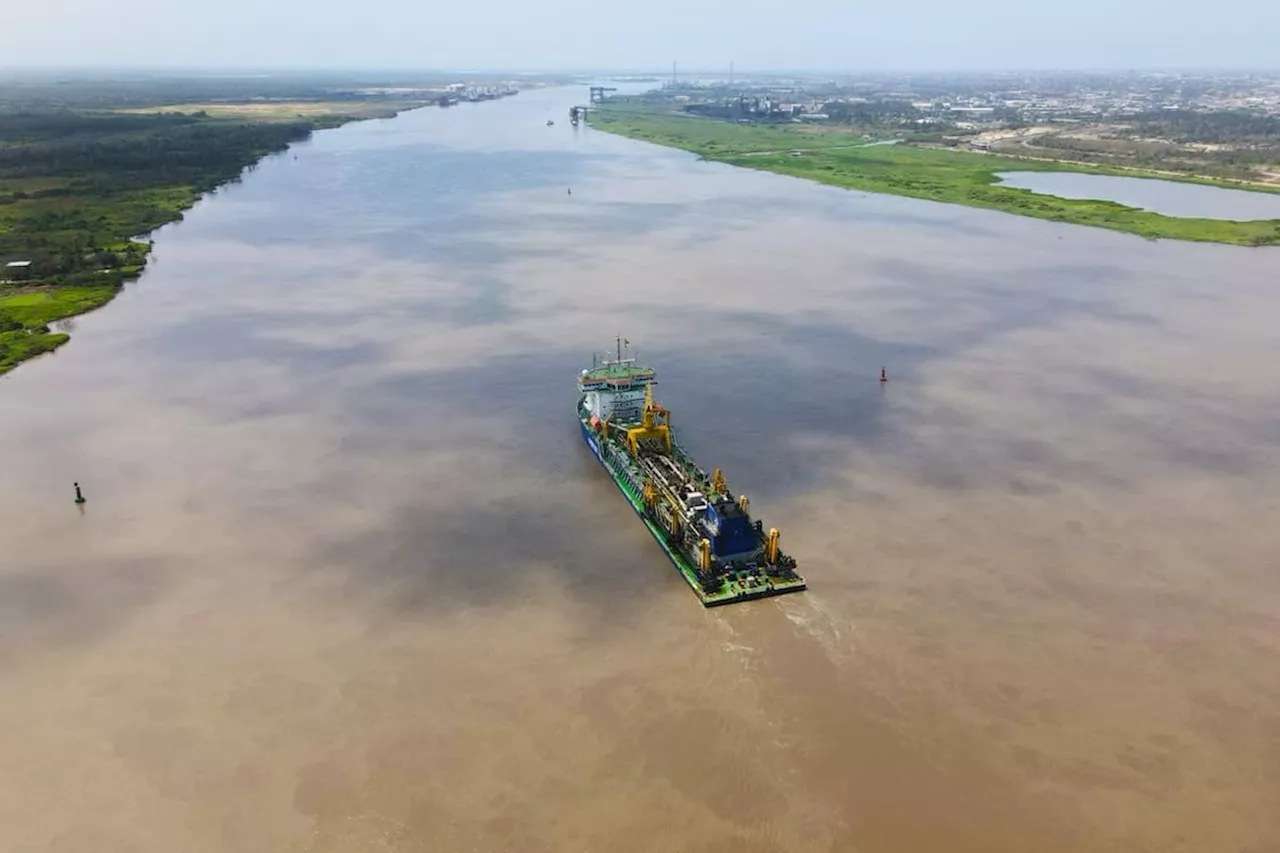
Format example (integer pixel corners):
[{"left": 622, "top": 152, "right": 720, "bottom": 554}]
[{"left": 3, "top": 64, "right": 1280, "bottom": 77}]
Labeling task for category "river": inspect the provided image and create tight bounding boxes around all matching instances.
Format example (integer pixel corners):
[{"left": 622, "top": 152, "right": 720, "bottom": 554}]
[
  {"left": 2, "top": 86, "right": 1278, "bottom": 853},
  {"left": 997, "top": 170, "right": 1280, "bottom": 220}
]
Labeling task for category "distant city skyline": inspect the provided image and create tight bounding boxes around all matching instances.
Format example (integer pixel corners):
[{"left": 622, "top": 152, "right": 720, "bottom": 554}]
[
  {"left": 5, "top": 0, "right": 1280, "bottom": 72},
  {"left": 3, "top": 65, "right": 1280, "bottom": 77}
]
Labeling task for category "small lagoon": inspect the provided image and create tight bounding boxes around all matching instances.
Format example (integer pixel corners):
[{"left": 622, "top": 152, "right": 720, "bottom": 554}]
[{"left": 997, "top": 171, "right": 1280, "bottom": 221}]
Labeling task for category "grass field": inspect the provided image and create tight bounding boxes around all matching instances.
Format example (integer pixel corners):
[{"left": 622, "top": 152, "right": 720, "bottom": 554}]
[
  {"left": 0, "top": 327, "right": 69, "bottom": 374},
  {"left": 590, "top": 107, "right": 1280, "bottom": 247},
  {"left": 589, "top": 102, "right": 903, "bottom": 156},
  {"left": 0, "top": 286, "right": 117, "bottom": 374},
  {"left": 0, "top": 285, "right": 118, "bottom": 327}
]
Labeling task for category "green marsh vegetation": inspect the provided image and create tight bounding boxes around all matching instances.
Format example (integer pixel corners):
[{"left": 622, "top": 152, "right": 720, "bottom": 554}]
[
  {"left": 590, "top": 103, "right": 1280, "bottom": 248},
  {"left": 0, "top": 286, "right": 117, "bottom": 374},
  {"left": 589, "top": 101, "right": 906, "bottom": 156}
]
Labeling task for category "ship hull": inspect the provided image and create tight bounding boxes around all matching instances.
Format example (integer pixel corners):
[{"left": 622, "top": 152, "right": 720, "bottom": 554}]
[{"left": 579, "top": 419, "right": 807, "bottom": 607}]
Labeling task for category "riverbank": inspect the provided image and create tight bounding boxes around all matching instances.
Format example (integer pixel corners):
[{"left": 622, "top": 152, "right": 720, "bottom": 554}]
[
  {"left": 589, "top": 107, "right": 1280, "bottom": 247},
  {"left": 115, "top": 98, "right": 432, "bottom": 126},
  {"left": 0, "top": 103, "right": 426, "bottom": 376}
]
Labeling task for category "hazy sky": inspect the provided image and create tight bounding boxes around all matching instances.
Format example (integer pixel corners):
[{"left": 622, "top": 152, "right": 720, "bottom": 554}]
[{"left": 6, "top": 0, "right": 1279, "bottom": 71}]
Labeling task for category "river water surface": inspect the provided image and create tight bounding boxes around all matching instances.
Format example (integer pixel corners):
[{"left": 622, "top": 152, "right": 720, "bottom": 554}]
[
  {"left": 997, "top": 170, "right": 1280, "bottom": 220},
  {"left": 2, "top": 86, "right": 1279, "bottom": 853}
]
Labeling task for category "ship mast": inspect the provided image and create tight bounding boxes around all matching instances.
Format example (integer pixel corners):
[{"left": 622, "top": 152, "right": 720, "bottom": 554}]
[{"left": 605, "top": 335, "right": 634, "bottom": 366}]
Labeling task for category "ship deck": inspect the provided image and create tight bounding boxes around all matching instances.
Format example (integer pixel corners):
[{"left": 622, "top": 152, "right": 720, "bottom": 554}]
[{"left": 579, "top": 414, "right": 806, "bottom": 607}]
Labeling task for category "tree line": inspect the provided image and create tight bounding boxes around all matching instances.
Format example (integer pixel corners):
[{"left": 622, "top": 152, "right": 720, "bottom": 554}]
[
  {"left": 0, "top": 112, "right": 315, "bottom": 284},
  {"left": 0, "top": 113, "right": 312, "bottom": 190}
]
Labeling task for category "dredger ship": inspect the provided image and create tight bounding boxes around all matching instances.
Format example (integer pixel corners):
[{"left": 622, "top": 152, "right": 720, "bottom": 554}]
[{"left": 578, "top": 339, "right": 805, "bottom": 606}]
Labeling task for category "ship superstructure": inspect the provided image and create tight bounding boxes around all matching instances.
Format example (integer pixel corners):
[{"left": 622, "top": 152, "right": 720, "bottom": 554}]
[{"left": 577, "top": 338, "right": 805, "bottom": 606}]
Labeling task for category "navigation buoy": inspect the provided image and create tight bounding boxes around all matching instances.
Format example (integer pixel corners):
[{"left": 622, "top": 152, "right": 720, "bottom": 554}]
[
  {"left": 880, "top": 367, "right": 887, "bottom": 383},
  {"left": 567, "top": 187, "right": 572, "bottom": 195},
  {"left": 73, "top": 482, "right": 86, "bottom": 504}
]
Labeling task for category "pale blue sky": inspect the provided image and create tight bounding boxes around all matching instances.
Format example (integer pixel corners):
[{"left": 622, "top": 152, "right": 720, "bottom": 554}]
[{"left": 6, "top": 0, "right": 1279, "bottom": 71}]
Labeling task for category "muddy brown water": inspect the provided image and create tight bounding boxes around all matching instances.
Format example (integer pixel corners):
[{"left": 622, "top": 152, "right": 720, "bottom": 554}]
[{"left": 2, "top": 86, "right": 1278, "bottom": 853}]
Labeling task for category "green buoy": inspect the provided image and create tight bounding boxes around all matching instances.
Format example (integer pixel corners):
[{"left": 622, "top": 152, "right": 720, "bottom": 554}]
[{"left": 73, "top": 482, "right": 86, "bottom": 504}]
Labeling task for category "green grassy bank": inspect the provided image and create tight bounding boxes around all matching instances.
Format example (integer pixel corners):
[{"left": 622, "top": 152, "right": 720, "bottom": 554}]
[
  {"left": 589, "top": 106, "right": 1280, "bottom": 247},
  {"left": 0, "top": 286, "right": 117, "bottom": 373},
  {"left": 0, "top": 110, "right": 363, "bottom": 376}
]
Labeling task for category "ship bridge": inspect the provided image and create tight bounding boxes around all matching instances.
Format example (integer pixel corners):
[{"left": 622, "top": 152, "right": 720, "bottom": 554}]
[{"left": 579, "top": 337, "right": 655, "bottom": 424}]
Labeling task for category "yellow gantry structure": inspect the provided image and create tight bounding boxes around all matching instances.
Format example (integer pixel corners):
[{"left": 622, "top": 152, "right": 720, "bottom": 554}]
[
  {"left": 765, "top": 528, "right": 781, "bottom": 564},
  {"left": 613, "top": 383, "right": 788, "bottom": 573},
  {"left": 626, "top": 383, "right": 672, "bottom": 457},
  {"left": 642, "top": 479, "right": 658, "bottom": 510},
  {"left": 641, "top": 476, "right": 682, "bottom": 537},
  {"left": 665, "top": 494, "right": 682, "bottom": 535}
]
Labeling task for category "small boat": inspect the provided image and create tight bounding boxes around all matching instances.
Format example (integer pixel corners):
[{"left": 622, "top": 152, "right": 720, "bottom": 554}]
[{"left": 546, "top": 119, "right": 555, "bottom": 126}]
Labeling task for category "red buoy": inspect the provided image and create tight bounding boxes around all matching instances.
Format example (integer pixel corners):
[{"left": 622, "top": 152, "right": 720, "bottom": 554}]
[{"left": 880, "top": 367, "right": 887, "bottom": 383}]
